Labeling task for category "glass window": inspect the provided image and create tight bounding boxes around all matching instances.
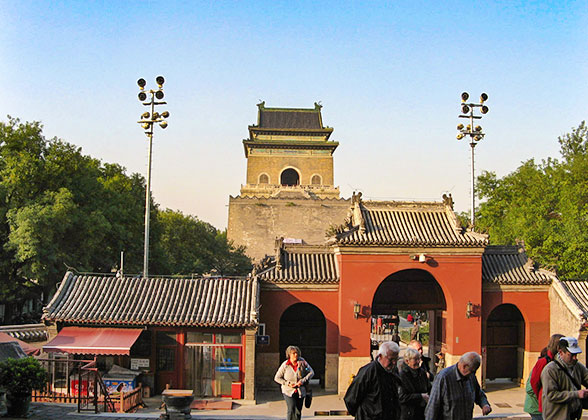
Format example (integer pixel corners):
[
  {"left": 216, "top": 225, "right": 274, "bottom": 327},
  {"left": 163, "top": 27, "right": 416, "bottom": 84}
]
[
  {"left": 187, "top": 332, "right": 213, "bottom": 343},
  {"left": 156, "top": 347, "right": 175, "bottom": 371},
  {"left": 217, "top": 333, "right": 241, "bottom": 344}
]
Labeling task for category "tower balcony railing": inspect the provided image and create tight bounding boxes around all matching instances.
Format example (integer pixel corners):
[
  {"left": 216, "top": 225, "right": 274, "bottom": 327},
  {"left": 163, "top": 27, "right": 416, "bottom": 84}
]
[{"left": 239, "top": 183, "right": 341, "bottom": 199}]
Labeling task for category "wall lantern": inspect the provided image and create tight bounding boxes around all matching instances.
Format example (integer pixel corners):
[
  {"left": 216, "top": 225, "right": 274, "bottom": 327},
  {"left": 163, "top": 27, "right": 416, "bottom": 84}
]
[
  {"left": 353, "top": 303, "right": 361, "bottom": 319},
  {"left": 410, "top": 253, "right": 428, "bottom": 263},
  {"left": 466, "top": 301, "right": 474, "bottom": 318}
]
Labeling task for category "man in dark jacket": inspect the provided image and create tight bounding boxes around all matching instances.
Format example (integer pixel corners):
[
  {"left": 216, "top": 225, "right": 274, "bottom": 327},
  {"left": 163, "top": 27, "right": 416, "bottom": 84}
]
[{"left": 344, "top": 341, "right": 400, "bottom": 420}]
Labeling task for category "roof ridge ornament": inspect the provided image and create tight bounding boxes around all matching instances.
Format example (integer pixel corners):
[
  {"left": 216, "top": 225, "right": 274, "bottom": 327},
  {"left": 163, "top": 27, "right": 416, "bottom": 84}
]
[
  {"left": 442, "top": 193, "right": 454, "bottom": 210},
  {"left": 351, "top": 192, "right": 366, "bottom": 234},
  {"left": 443, "top": 194, "right": 465, "bottom": 234},
  {"left": 275, "top": 237, "right": 285, "bottom": 270}
]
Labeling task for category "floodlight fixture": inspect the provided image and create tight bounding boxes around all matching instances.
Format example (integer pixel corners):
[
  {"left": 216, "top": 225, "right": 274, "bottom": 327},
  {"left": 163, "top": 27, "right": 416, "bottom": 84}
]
[
  {"left": 135, "top": 76, "right": 169, "bottom": 279},
  {"left": 456, "top": 91, "right": 490, "bottom": 228}
]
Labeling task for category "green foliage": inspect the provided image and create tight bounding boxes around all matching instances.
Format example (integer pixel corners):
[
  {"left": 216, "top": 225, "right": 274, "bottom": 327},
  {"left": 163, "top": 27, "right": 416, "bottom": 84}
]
[
  {"left": 477, "top": 121, "right": 588, "bottom": 279},
  {"left": 0, "top": 117, "right": 252, "bottom": 322},
  {"left": 157, "top": 209, "right": 251, "bottom": 276},
  {"left": 0, "top": 357, "right": 48, "bottom": 394}
]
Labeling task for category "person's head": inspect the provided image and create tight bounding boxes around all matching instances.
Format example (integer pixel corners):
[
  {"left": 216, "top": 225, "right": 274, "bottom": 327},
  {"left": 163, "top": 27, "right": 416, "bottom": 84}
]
[
  {"left": 558, "top": 337, "right": 582, "bottom": 366},
  {"left": 408, "top": 340, "right": 424, "bottom": 355},
  {"left": 547, "top": 334, "right": 565, "bottom": 356},
  {"left": 378, "top": 341, "right": 400, "bottom": 372},
  {"left": 457, "top": 352, "right": 481, "bottom": 377},
  {"left": 286, "top": 345, "right": 301, "bottom": 362},
  {"left": 404, "top": 347, "right": 421, "bottom": 370},
  {"left": 540, "top": 347, "right": 548, "bottom": 358}
]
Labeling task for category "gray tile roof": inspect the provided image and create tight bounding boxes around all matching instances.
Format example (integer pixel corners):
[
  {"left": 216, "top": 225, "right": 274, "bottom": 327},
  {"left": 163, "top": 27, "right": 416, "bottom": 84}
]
[
  {"left": 43, "top": 272, "right": 259, "bottom": 328},
  {"left": 0, "top": 342, "right": 27, "bottom": 361},
  {"left": 0, "top": 324, "right": 49, "bottom": 342},
  {"left": 482, "top": 246, "right": 555, "bottom": 285},
  {"left": 335, "top": 200, "right": 488, "bottom": 247},
  {"left": 556, "top": 280, "right": 588, "bottom": 318},
  {"left": 256, "top": 245, "right": 339, "bottom": 284},
  {"left": 259, "top": 109, "right": 322, "bottom": 130}
]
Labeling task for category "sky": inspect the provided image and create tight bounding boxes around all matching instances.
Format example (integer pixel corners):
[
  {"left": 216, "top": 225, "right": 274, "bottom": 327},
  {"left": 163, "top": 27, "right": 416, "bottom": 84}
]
[{"left": 1, "top": 1, "right": 587, "bottom": 229}]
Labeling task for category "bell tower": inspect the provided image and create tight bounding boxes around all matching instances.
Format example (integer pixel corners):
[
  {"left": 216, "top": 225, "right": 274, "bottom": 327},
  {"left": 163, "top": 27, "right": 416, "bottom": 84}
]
[
  {"left": 228, "top": 102, "right": 349, "bottom": 261},
  {"left": 239, "top": 102, "right": 340, "bottom": 199}
]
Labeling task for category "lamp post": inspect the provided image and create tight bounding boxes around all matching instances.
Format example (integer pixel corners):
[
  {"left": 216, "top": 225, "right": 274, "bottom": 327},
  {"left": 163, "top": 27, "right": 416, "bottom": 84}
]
[
  {"left": 456, "top": 92, "right": 489, "bottom": 227},
  {"left": 137, "top": 76, "right": 169, "bottom": 278}
]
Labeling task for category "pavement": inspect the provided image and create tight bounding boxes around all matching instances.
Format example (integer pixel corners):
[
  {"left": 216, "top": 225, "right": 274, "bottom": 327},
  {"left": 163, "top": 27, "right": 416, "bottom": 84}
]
[{"left": 3, "top": 381, "right": 544, "bottom": 420}]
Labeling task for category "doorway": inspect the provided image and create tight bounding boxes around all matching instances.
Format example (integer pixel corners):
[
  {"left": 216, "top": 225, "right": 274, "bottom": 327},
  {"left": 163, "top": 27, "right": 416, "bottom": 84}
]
[
  {"left": 371, "top": 269, "right": 447, "bottom": 369},
  {"left": 485, "top": 304, "right": 524, "bottom": 381},
  {"left": 279, "top": 303, "right": 326, "bottom": 387},
  {"left": 280, "top": 168, "right": 300, "bottom": 186},
  {"left": 184, "top": 331, "right": 243, "bottom": 397}
]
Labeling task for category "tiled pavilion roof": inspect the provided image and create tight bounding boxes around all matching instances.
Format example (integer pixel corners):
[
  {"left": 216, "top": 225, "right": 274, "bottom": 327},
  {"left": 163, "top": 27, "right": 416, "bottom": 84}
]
[
  {"left": 0, "top": 324, "right": 48, "bottom": 342},
  {"left": 256, "top": 245, "right": 339, "bottom": 284},
  {"left": 334, "top": 195, "right": 488, "bottom": 247},
  {"left": 555, "top": 280, "right": 588, "bottom": 319},
  {"left": 254, "top": 102, "right": 326, "bottom": 130},
  {"left": 248, "top": 102, "right": 333, "bottom": 137},
  {"left": 43, "top": 272, "right": 259, "bottom": 328},
  {"left": 482, "top": 245, "right": 555, "bottom": 285}
]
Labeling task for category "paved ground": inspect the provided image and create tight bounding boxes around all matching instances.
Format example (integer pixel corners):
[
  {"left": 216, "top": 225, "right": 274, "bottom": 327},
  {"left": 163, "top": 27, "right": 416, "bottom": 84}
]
[{"left": 4, "top": 382, "right": 539, "bottom": 419}]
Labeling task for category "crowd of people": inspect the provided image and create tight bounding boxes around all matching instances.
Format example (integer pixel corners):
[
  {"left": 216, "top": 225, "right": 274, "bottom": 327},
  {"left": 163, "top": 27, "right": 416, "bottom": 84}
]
[
  {"left": 524, "top": 334, "right": 588, "bottom": 420},
  {"left": 275, "top": 333, "right": 588, "bottom": 420}
]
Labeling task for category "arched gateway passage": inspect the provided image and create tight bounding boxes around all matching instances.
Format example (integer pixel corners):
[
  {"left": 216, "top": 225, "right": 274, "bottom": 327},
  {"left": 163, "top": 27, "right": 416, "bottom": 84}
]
[
  {"left": 280, "top": 303, "right": 326, "bottom": 387},
  {"left": 371, "top": 269, "right": 447, "bottom": 362},
  {"left": 485, "top": 304, "right": 524, "bottom": 381},
  {"left": 280, "top": 168, "right": 300, "bottom": 186}
]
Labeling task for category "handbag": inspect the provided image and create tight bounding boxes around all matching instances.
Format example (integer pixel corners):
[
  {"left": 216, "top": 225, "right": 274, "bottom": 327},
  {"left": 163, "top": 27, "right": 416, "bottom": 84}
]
[
  {"left": 304, "top": 388, "right": 313, "bottom": 408},
  {"left": 554, "top": 360, "right": 588, "bottom": 409}
]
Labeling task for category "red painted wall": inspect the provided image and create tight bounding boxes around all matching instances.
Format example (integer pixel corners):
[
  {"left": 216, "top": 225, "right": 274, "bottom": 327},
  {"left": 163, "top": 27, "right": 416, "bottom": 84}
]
[
  {"left": 258, "top": 289, "right": 339, "bottom": 353},
  {"left": 338, "top": 252, "right": 484, "bottom": 357},
  {"left": 483, "top": 290, "right": 550, "bottom": 352}
]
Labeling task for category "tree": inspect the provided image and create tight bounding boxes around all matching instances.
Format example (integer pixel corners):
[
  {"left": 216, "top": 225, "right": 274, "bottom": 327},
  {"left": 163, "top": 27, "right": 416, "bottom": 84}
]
[
  {"left": 0, "top": 117, "right": 251, "bottom": 323},
  {"left": 0, "top": 118, "right": 151, "bottom": 315},
  {"left": 476, "top": 122, "right": 588, "bottom": 278},
  {"left": 156, "top": 209, "right": 251, "bottom": 276}
]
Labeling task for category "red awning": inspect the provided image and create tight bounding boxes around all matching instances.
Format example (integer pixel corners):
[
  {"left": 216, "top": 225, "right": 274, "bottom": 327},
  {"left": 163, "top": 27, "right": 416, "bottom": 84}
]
[
  {"left": 43, "top": 327, "right": 143, "bottom": 355},
  {"left": 0, "top": 332, "right": 40, "bottom": 356}
]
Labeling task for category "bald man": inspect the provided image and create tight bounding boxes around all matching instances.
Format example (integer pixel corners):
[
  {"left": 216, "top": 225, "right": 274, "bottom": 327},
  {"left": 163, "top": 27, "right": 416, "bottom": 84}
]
[{"left": 424, "top": 352, "right": 491, "bottom": 420}]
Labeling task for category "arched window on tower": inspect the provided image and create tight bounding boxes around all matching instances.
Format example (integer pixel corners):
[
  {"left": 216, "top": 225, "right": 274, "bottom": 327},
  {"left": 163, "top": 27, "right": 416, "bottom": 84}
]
[
  {"left": 280, "top": 168, "right": 299, "bottom": 186},
  {"left": 311, "top": 174, "right": 322, "bottom": 185},
  {"left": 259, "top": 173, "right": 269, "bottom": 184}
]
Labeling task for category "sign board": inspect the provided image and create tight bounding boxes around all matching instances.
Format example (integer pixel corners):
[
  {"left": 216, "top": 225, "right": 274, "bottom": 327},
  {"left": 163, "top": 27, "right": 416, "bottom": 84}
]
[
  {"left": 131, "top": 358, "right": 150, "bottom": 370},
  {"left": 256, "top": 335, "right": 270, "bottom": 345}
]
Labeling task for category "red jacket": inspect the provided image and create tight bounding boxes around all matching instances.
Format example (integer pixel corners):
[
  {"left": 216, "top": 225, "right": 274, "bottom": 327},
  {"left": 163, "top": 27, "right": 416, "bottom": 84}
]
[{"left": 530, "top": 350, "right": 554, "bottom": 412}]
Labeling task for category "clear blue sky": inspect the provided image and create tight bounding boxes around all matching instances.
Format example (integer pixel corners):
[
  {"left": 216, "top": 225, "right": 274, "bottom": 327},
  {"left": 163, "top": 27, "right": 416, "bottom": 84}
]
[{"left": 1, "top": 1, "right": 587, "bottom": 229}]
